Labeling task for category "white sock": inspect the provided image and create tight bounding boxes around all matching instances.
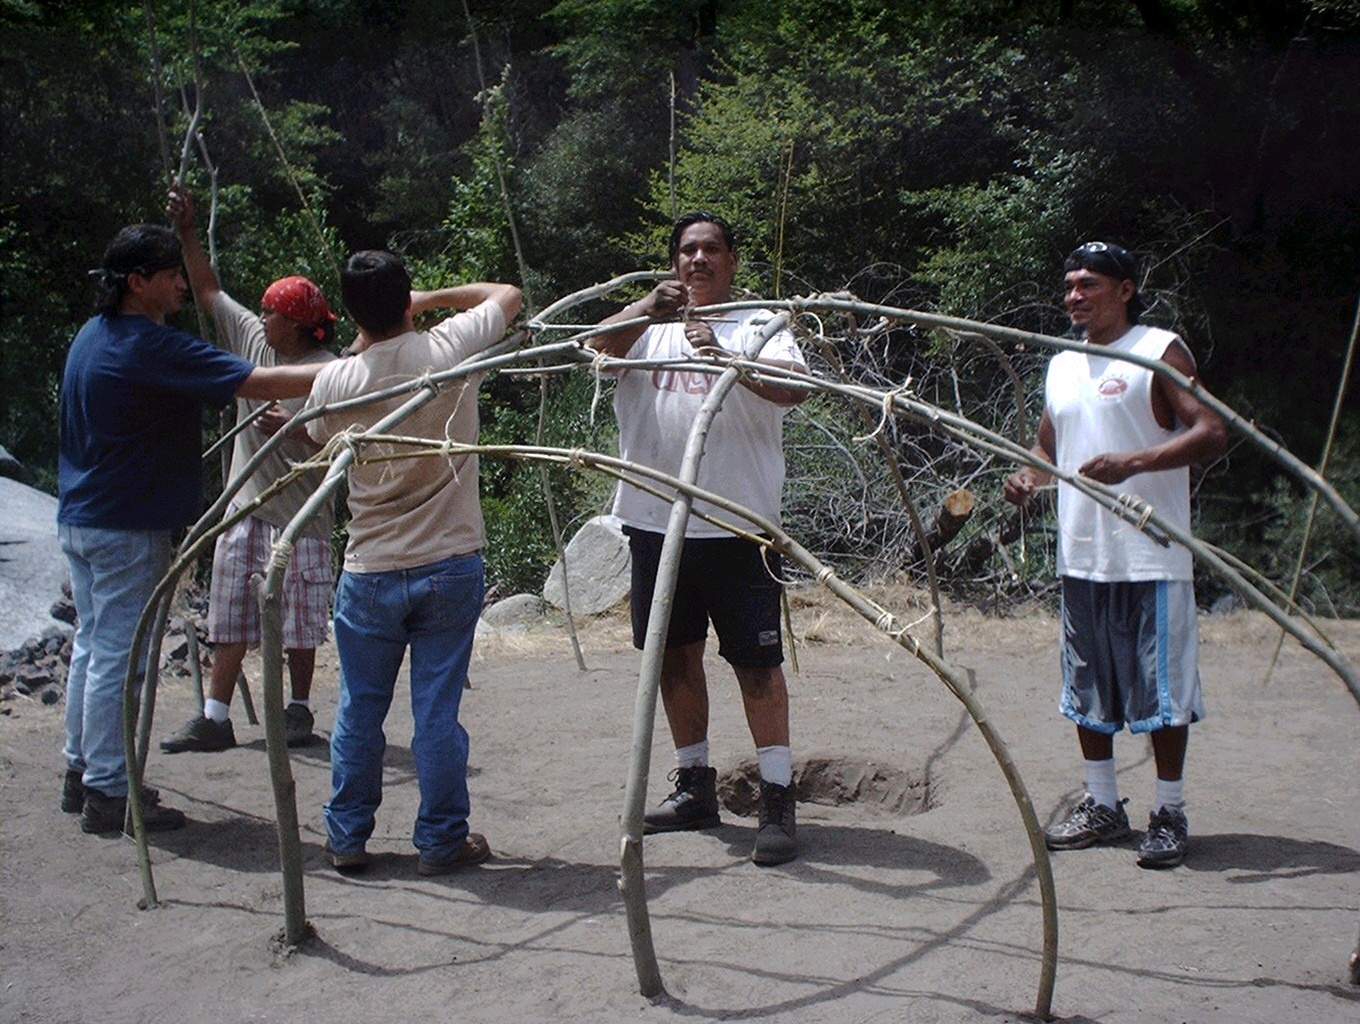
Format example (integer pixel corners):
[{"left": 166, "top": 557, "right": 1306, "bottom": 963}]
[
  {"left": 675, "top": 740, "right": 709, "bottom": 769},
  {"left": 1084, "top": 758, "right": 1119, "bottom": 810},
  {"left": 288, "top": 699, "right": 310, "bottom": 710},
  {"left": 757, "top": 745, "right": 793, "bottom": 787},
  {"left": 203, "top": 699, "right": 231, "bottom": 724},
  {"left": 1155, "top": 778, "right": 1184, "bottom": 811}
]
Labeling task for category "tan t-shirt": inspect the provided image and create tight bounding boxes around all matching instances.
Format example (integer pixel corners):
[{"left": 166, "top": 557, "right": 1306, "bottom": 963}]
[
  {"left": 303, "top": 301, "right": 506, "bottom": 573},
  {"left": 213, "top": 293, "right": 337, "bottom": 540}
]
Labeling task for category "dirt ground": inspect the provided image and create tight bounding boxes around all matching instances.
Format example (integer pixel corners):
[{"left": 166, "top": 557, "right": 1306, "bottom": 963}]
[{"left": 3, "top": 593, "right": 1359, "bottom": 1024}]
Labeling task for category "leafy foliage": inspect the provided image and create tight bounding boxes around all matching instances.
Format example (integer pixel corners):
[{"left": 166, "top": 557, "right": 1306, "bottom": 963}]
[{"left": 3, "top": 0, "right": 1359, "bottom": 606}]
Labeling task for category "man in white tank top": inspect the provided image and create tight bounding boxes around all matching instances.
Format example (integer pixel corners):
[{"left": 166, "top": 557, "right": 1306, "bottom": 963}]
[{"left": 1005, "top": 242, "right": 1227, "bottom": 868}]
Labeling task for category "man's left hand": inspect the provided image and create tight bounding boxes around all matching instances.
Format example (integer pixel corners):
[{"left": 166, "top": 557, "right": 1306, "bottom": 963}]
[
  {"left": 1079, "top": 452, "right": 1140, "bottom": 485},
  {"left": 685, "top": 320, "right": 718, "bottom": 350},
  {"left": 254, "top": 403, "right": 293, "bottom": 437}
]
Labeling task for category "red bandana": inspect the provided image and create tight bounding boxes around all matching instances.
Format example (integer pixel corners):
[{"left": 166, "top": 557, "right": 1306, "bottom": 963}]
[{"left": 261, "top": 276, "right": 336, "bottom": 340}]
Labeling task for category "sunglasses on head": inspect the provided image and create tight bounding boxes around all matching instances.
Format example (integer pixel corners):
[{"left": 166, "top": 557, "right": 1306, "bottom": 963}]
[{"left": 1066, "top": 241, "right": 1137, "bottom": 279}]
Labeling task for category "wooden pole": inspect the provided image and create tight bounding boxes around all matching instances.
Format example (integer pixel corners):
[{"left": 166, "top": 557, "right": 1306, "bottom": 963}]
[{"left": 618, "top": 312, "right": 792, "bottom": 998}]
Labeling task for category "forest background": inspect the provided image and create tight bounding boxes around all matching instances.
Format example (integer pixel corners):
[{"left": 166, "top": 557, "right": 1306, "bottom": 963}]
[{"left": 3, "top": 0, "right": 1358, "bottom": 614}]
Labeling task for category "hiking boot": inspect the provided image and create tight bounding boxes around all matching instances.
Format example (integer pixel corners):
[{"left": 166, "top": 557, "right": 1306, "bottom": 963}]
[
  {"left": 285, "top": 703, "right": 317, "bottom": 748},
  {"left": 61, "top": 769, "right": 86, "bottom": 813},
  {"left": 643, "top": 766, "right": 721, "bottom": 834},
  {"left": 65, "top": 771, "right": 159, "bottom": 815},
  {"left": 81, "top": 788, "right": 187, "bottom": 835},
  {"left": 160, "top": 715, "right": 236, "bottom": 754},
  {"left": 324, "top": 840, "right": 371, "bottom": 875},
  {"left": 1044, "top": 795, "right": 1131, "bottom": 851},
  {"left": 417, "top": 832, "right": 491, "bottom": 876},
  {"left": 62, "top": 770, "right": 160, "bottom": 814},
  {"left": 752, "top": 780, "right": 798, "bottom": 866},
  {"left": 1137, "top": 804, "right": 1189, "bottom": 869}
]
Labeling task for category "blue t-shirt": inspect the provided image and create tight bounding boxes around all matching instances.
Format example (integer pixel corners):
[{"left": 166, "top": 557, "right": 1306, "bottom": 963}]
[{"left": 58, "top": 314, "right": 255, "bottom": 530}]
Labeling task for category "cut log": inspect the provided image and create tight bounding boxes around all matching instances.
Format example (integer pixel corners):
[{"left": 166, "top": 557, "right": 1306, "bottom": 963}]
[{"left": 908, "top": 488, "right": 976, "bottom": 564}]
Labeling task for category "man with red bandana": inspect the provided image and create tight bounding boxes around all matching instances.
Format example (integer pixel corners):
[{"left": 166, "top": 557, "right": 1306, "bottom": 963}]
[
  {"left": 1005, "top": 241, "right": 1227, "bottom": 869},
  {"left": 160, "top": 188, "right": 339, "bottom": 753}
]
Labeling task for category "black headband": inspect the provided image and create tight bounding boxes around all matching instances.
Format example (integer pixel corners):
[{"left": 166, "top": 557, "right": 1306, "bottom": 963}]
[
  {"left": 1064, "top": 241, "right": 1146, "bottom": 321},
  {"left": 1064, "top": 241, "right": 1138, "bottom": 282}
]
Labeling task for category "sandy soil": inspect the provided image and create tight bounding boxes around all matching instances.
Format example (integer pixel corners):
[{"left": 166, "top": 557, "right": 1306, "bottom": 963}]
[{"left": 3, "top": 595, "right": 1359, "bottom": 1024}]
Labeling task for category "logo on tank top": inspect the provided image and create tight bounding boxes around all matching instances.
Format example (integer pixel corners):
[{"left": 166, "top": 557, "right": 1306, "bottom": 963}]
[
  {"left": 1096, "top": 375, "right": 1129, "bottom": 399},
  {"left": 651, "top": 368, "right": 713, "bottom": 395}
]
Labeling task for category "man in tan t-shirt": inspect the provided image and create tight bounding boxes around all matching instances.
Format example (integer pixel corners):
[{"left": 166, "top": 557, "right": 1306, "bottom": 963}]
[{"left": 303, "top": 249, "right": 521, "bottom": 877}]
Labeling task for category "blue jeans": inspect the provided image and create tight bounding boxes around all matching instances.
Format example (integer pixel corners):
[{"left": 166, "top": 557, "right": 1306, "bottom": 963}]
[
  {"left": 60, "top": 524, "right": 172, "bottom": 797},
  {"left": 325, "top": 553, "right": 484, "bottom": 861}
]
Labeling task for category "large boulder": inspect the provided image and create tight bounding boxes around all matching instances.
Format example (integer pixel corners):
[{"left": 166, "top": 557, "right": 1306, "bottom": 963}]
[
  {"left": 0, "top": 478, "right": 67, "bottom": 651},
  {"left": 0, "top": 445, "right": 35, "bottom": 485},
  {"left": 542, "top": 515, "right": 631, "bottom": 615},
  {"left": 481, "top": 593, "right": 547, "bottom": 628}
]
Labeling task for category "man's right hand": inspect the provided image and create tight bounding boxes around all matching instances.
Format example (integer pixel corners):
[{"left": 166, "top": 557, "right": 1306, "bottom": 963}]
[
  {"left": 165, "top": 186, "right": 196, "bottom": 236},
  {"left": 1004, "top": 469, "right": 1041, "bottom": 507},
  {"left": 637, "top": 280, "right": 688, "bottom": 320},
  {"left": 590, "top": 278, "right": 688, "bottom": 357},
  {"left": 164, "top": 185, "right": 221, "bottom": 308}
]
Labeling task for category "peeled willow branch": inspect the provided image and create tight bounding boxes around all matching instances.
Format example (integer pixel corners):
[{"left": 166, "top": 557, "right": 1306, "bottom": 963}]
[
  {"left": 731, "top": 358, "right": 1360, "bottom": 703},
  {"left": 117, "top": 285, "right": 1357, "bottom": 1017},
  {"left": 655, "top": 296, "right": 1360, "bottom": 549},
  {"left": 123, "top": 330, "right": 529, "bottom": 913},
  {"left": 255, "top": 419, "right": 1063, "bottom": 1018},
  {"left": 805, "top": 326, "right": 946, "bottom": 657},
  {"left": 322, "top": 343, "right": 1062, "bottom": 1013}
]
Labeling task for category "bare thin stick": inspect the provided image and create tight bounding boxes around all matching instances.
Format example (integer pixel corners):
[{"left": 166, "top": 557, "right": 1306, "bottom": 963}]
[
  {"left": 1260, "top": 289, "right": 1359, "bottom": 685},
  {"left": 772, "top": 140, "right": 794, "bottom": 299},
  {"left": 618, "top": 312, "right": 794, "bottom": 998},
  {"left": 668, "top": 72, "right": 677, "bottom": 220},
  {"left": 143, "top": 1, "right": 173, "bottom": 182},
  {"left": 460, "top": 0, "right": 533, "bottom": 312},
  {"left": 234, "top": 49, "right": 337, "bottom": 271}
]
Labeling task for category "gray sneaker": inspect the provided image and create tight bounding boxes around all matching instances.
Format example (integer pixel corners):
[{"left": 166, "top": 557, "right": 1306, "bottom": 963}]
[
  {"left": 285, "top": 703, "right": 317, "bottom": 748},
  {"left": 160, "top": 715, "right": 236, "bottom": 754},
  {"left": 1137, "top": 804, "right": 1189, "bottom": 868},
  {"left": 643, "top": 766, "right": 721, "bottom": 834},
  {"left": 1044, "top": 795, "right": 1131, "bottom": 850}
]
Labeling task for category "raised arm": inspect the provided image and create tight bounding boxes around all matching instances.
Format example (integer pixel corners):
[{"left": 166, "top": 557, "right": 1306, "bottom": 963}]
[
  {"left": 411, "top": 283, "right": 523, "bottom": 324},
  {"left": 589, "top": 279, "right": 688, "bottom": 358},
  {"left": 165, "top": 187, "right": 222, "bottom": 312}
]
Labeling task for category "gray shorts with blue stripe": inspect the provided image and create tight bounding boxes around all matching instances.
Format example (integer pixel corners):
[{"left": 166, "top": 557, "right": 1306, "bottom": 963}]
[{"left": 1059, "top": 576, "right": 1205, "bottom": 734}]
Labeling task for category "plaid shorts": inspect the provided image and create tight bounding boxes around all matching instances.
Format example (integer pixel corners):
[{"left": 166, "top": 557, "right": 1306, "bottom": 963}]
[{"left": 207, "top": 511, "right": 334, "bottom": 649}]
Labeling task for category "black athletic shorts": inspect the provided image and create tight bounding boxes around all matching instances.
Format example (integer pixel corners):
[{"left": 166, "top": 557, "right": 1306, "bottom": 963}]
[{"left": 625, "top": 527, "right": 784, "bottom": 667}]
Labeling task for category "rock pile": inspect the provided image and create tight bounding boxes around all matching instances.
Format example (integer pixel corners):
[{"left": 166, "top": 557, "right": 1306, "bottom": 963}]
[
  {"left": 0, "top": 582, "right": 212, "bottom": 713},
  {"left": 0, "top": 589, "right": 74, "bottom": 709}
]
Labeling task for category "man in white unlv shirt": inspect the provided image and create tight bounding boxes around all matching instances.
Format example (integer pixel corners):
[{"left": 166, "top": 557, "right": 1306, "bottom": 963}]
[
  {"left": 1005, "top": 241, "right": 1227, "bottom": 869},
  {"left": 591, "top": 212, "right": 808, "bottom": 866}
]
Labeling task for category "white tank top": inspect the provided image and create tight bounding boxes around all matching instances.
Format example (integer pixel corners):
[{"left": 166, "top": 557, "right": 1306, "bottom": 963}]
[{"left": 1045, "top": 325, "right": 1194, "bottom": 581}]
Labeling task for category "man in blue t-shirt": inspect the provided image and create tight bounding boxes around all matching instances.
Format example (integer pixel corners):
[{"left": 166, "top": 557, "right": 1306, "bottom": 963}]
[{"left": 58, "top": 222, "right": 325, "bottom": 836}]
